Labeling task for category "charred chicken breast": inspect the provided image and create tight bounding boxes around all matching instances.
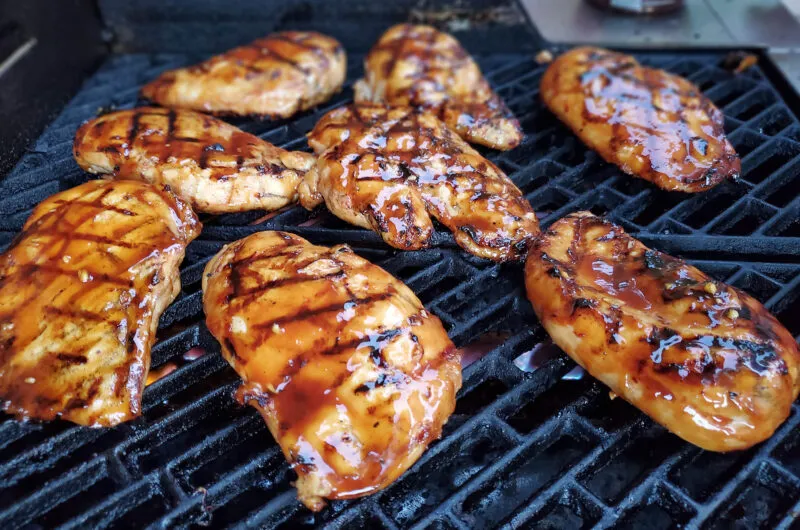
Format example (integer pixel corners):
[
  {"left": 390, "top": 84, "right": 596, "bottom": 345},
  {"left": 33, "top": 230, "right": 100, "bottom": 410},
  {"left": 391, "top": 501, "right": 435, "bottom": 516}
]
[
  {"left": 353, "top": 24, "right": 522, "bottom": 150},
  {"left": 73, "top": 107, "right": 314, "bottom": 214},
  {"left": 525, "top": 212, "right": 800, "bottom": 451},
  {"left": 202, "top": 231, "right": 461, "bottom": 510},
  {"left": 0, "top": 180, "right": 200, "bottom": 426},
  {"left": 540, "top": 47, "right": 740, "bottom": 192},
  {"left": 141, "top": 31, "right": 346, "bottom": 118},
  {"left": 298, "top": 105, "right": 538, "bottom": 261}
]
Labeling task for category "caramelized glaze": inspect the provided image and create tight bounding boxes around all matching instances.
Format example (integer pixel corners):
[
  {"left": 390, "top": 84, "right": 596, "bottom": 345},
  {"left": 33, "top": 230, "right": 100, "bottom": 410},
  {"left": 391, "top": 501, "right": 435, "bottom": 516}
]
[
  {"left": 299, "top": 104, "right": 538, "bottom": 261},
  {"left": 73, "top": 107, "right": 314, "bottom": 214},
  {"left": 525, "top": 211, "right": 800, "bottom": 451},
  {"left": 141, "top": 31, "right": 346, "bottom": 118},
  {"left": 0, "top": 180, "right": 200, "bottom": 426},
  {"left": 202, "top": 231, "right": 461, "bottom": 510},
  {"left": 353, "top": 24, "right": 522, "bottom": 150},
  {"left": 540, "top": 47, "right": 740, "bottom": 192}
]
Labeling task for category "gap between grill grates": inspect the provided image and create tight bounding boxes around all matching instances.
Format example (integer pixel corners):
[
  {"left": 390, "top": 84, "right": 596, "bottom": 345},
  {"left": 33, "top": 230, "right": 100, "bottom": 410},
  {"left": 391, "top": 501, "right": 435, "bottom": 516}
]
[{"left": 0, "top": 48, "right": 799, "bottom": 529}]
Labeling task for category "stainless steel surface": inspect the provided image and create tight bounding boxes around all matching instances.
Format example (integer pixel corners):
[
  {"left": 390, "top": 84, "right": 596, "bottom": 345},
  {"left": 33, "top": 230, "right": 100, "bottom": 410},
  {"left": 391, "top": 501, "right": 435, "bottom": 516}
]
[
  {"left": 705, "top": 0, "right": 800, "bottom": 48},
  {"left": 521, "top": 0, "right": 800, "bottom": 106},
  {"left": 521, "top": 0, "right": 800, "bottom": 48},
  {"left": 769, "top": 50, "right": 800, "bottom": 93}
]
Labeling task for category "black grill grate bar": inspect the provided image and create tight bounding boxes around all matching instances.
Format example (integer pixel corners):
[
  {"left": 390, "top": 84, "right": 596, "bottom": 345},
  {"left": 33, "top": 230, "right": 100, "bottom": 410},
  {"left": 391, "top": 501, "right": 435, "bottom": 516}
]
[
  {"left": 682, "top": 407, "right": 800, "bottom": 528},
  {"left": 1, "top": 47, "right": 800, "bottom": 529},
  {"left": 764, "top": 270, "right": 800, "bottom": 312},
  {"left": 418, "top": 415, "right": 625, "bottom": 529},
  {"left": 590, "top": 444, "right": 696, "bottom": 529},
  {"left": 154, "top": 449, "right": 287, "bottom": 529},
  {"left": 0, "top": 457, "right": 112, "bottom": 527}
]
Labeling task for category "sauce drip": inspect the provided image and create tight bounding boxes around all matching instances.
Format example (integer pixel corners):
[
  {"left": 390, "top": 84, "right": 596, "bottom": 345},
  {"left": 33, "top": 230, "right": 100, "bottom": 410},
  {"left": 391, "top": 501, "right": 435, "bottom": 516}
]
[
  {"left": 0, "top": 180, "right": 199, "bottom": 426},
  {"left": 305, "top": 105, "right": 538, "bottom": 260},
  {"left": 204, "top": 232, "right": 460, "bottom": 509},
  {"left": 579, "top": 257, "right": 652, "bottom": 311}
]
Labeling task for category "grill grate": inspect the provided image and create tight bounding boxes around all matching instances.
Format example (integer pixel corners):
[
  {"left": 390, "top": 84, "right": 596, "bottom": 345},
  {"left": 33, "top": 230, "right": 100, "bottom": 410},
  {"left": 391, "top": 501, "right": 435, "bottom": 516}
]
[{"left": 1, "top": 46, "right": 800, "bottom": 529}]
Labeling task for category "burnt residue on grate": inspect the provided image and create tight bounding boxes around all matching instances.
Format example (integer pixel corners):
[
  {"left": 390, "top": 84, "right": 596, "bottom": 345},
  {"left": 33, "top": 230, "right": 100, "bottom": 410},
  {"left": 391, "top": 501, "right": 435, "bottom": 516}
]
[{"left": 0, "top": 48, "right": 799, "bottom": 530}]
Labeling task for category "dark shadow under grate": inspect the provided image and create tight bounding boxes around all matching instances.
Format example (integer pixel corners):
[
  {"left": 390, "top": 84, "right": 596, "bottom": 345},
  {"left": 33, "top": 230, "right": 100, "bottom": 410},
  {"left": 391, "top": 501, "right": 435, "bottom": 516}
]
[{"left": 0, "top": 47, "right": 799, "bottom": 530}]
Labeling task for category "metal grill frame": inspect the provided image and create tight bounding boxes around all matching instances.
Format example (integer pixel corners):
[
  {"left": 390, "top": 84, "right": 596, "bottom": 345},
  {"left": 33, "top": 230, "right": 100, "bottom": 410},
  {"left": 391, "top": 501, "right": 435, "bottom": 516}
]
[{"left": 0, "top": 43, "right": 799, "bottom": 529}]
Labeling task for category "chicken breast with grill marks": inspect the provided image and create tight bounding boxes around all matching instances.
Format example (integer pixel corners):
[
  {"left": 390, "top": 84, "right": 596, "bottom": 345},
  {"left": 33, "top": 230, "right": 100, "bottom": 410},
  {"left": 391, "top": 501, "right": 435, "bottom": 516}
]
[
  {"left": 353, "top": 24, "right": 522, "bottom": 150},
  {"left": 298, "top": 104, "right": 538, "bottom": 262},
  {"left": 540, "top": 47, "right": 740, "bottom": 192},
  {"left": 0, "top": 180, "right": 200, "bottom": 427},
  {"left": 525, "top": 212, "right": 800, "bottom": 451},
  {"left": 202, "top": 231, "right": 461, "bottom": 511},
  {"left": 141, "top": 31, "right": 346, "bottom": 118},
  {"left": 73, "top": 107, "right": 314, "bottom": 214}
]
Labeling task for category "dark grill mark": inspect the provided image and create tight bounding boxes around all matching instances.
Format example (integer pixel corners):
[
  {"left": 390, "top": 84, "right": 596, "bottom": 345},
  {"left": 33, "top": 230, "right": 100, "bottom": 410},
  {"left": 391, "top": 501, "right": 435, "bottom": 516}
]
[
  {"left": 128, "top": 111, "right": 142, "bottom": 147},
  {"left": 572, "top": 298, "right": 597, "bottom": 313},
  {"left": 44, "top": 306, "right": 108, "bottom": 323},
  {"left": 56, "top": 353, "right": 89, "bottom": 365},
  {"left": 255, "top": 292, "right": 394, "bottom": 333},
  {"left": 166, "top": 109, "right": 177, "bottom": 143},
  {"left": 354, "top": 372, "right": 389, "bottom": 393}
]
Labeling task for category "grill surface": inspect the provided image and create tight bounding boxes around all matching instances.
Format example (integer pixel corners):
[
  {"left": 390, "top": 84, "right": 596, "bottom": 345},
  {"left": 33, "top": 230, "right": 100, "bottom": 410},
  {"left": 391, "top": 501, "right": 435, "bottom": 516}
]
[{"left": 1, "top": 45, "right": 800, "bottom": 529}]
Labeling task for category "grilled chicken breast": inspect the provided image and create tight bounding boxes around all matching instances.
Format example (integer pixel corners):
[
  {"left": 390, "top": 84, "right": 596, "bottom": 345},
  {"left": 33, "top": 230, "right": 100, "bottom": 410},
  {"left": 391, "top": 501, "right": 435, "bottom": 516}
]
[
  {"left": 0, "top": 180, "right": 200, "bottom": 426},
  {"left": 525, "top": 212, "right": 800, "bottom": 451},
  {"left": 540, "top": 47, "right": 740, "bottom": 192},
  {"left": 202, "top": 231, "right": 461, "bottom": 510},
  {"left": 298, "top": 104, "right": 538, "bottom": 261},
  {"left": 73, "top": 107, "right": 314, "bottom": 214},
  {"left": 141, "top": 31, "right": 346, "bottom": 118},
  {"left": 353, "top": 24, "right": 522, "bottom": 150}
]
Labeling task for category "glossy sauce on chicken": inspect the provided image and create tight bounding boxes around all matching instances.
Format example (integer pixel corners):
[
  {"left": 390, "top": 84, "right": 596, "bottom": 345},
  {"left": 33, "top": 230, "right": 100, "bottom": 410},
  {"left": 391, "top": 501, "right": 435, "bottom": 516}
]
[
  {"left": 540, "top": 47, "right": 740, "bottom": 192},
  {"left": 202, "top": 231, "right": 461, "bottom": 510},
  {"left": 0, "top": 180, "right": 200, "bottom": 426},
  {"left": 299, "top": 104, "right": 538, "bottom": 261},
  {"left": 141, "top": 31, "right": 346, "bottom": 118},
  {"left": 525, "top": 212, "right": 799, "bottom": 451},
  {"left": 73, "top": 107, "right": 314, "bottom": 214},
  {"left": 354, "top": 24, "right": 522, "bottom": 150}
]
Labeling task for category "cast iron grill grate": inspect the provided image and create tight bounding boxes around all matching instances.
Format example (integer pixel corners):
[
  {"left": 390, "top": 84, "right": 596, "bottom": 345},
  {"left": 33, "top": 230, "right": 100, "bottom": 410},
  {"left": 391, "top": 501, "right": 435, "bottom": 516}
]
[{"left": 0, "top": 47, "right": 799, "bottom": 530}]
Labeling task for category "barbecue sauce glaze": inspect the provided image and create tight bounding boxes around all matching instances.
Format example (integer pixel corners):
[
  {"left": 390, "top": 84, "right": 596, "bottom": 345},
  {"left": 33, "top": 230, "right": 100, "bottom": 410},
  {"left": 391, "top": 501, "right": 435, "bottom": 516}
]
[
  {"left": 202, "top": 231, "right": 461, "bottom": 510},
  {"left": 525, "top": 212, "right": 800, "bottom": 451},
  {"left": 0, "top": 180, "right": 200, "bottom": 426},
  {"left": 541, "top": 47, "right": 740, "bottom": 192}
]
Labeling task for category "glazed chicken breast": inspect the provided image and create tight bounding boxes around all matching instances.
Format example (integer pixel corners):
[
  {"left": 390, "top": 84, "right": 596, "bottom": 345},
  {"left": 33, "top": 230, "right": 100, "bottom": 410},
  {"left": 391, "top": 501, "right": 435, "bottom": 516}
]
[
  {"left": 202, "top": 231, "right": 461, "bottom": 511},
  {"left": 0, "top": 180, "right": 200, "bottom": 426},
  {"left": 298, "top": 105, "right": 538, "bottom": 261},
  {"left": 540, "top": 47, "right": 740, "bottom": 192},
  {"left": 73, "top": 107, "right": 314, "bottom": 214},
  {"left": 141, "top": 31, "right": 346, "bottom": 118},
  {"left": 525, "top": 212, "right": 800, "bottom": 451},
  {"left": 353, "top": 24, "right": 522, "bottom": 150}
]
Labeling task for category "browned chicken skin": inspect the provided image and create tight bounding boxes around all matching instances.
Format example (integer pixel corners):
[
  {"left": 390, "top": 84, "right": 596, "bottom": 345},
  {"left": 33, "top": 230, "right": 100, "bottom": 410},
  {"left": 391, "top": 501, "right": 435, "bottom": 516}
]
[
  {"left": 525, "top": 212, "right": 800, "bottom": 451},
  {"left": 540, "top": 47, "right": 740, "bottom": 192},
  {"left": 298, "top": 104, "right": 539, "bottom": 261},
  {"left": 202, "top": 231, "right": 461, "bottom": 510},
  {"left": 141, "top": 31, "right": 346, "bottom": 118},
  {"left": 0, "top": 180, "right": 200, "bottom": 426},
  {"left": 73, "top": 107, "right": 314, "bottom": 214},
  {"left": 354, "top": 24, "right": 522, "bottom": 150}
]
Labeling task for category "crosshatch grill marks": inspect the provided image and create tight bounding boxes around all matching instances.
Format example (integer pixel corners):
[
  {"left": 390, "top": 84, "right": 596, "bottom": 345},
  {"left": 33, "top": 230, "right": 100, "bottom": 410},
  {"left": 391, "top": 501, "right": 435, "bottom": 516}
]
[
  {"left": 202, "top": 231, "right": 460, "bottom": 512},
  {"left": 251, "top": 40, "right": 313, "bottom": 77},
  {"left": 139, "top": 31, "right": 346, "bottom": 119},
  {"left": 74, "top": 107, "right": 314, "bottom": 214},
  {"left": 354, "top": 24, "right": 522, "bottom": 150},
  {"left": 300, "top": 104, "right": 538, "bottom": 261},
  {"left": 541, "top": 47, "right": 740, "bottom": 192},
  {"left": 0, "top": 179, "right": 200, "bottom": 429},
  {"left": 2, "top": 46, "right": 800, "bottom": 530}
]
